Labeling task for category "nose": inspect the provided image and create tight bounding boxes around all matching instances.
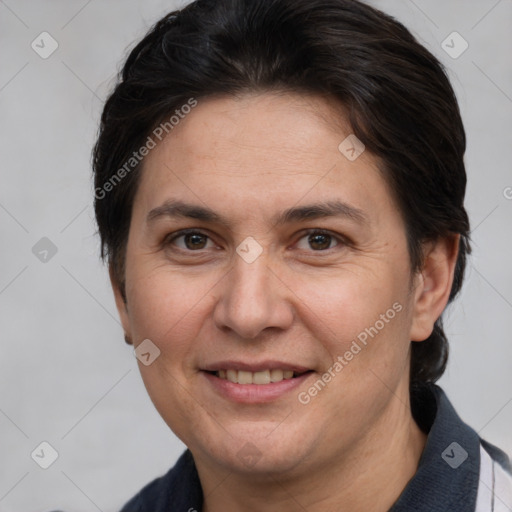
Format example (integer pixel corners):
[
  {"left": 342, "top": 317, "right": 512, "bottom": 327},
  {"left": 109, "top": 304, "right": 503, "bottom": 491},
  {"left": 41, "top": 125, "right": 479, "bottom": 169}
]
[{"left": 212, "top": 251, "right": 294, "bottom": 340}]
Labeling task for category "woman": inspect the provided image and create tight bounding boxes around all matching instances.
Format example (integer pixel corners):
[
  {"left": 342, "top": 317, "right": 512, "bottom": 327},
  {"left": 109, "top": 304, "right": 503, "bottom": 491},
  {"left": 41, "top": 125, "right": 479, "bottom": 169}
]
[{"left": 92, "top": 0, "right": 511, "bottom": 510}]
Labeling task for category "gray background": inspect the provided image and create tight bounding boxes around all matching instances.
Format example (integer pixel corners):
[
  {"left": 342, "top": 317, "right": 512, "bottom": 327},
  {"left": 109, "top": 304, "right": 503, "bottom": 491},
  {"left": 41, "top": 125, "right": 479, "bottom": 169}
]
[{"left": 0, "top": 0, "right": 511, "bottom": 510}]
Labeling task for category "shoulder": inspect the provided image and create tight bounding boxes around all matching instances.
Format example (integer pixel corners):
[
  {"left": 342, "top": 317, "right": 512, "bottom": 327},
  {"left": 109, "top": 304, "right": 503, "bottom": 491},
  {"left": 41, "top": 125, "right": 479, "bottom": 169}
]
[
  {"left": 480, "top": 438, "right": 512, "bottom": 474},
  {"left": 120, "top": 449, "right": 202, "bottom": 512},
  {"left": 475, "top": 440, "right": 512, "bottom": 511}
]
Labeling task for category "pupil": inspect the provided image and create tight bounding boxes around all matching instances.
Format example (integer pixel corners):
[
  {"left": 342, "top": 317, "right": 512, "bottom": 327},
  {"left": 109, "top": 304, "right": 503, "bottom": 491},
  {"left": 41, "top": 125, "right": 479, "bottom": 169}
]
[
  {"left": 310, "top": 233, "right": 330, "bottom": 250},
  {"left": 185, "top": 233, "right": 206, "bottom": 249}
]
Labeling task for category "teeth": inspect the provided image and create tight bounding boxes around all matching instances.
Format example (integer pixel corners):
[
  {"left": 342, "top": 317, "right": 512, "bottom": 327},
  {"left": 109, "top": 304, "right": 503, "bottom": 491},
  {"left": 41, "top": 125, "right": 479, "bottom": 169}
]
[
  {"left": 254, "top": 370, "right": 271, "bottom": 384},
  {"left": 215, "top": 369, "right": 300, "bottom": 384},
  {"left": 270, "top": 369, "right": 284, "bottom": 382},
  {"left": 237, "top": 370, "right": 253, "bottom": 385}
]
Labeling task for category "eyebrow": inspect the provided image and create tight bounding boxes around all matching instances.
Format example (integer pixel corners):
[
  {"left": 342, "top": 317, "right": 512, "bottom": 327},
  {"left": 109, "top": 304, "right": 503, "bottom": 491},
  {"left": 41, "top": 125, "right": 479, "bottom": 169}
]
[{"left": 146, "top": 199, "right": 368, "bottom": 227}]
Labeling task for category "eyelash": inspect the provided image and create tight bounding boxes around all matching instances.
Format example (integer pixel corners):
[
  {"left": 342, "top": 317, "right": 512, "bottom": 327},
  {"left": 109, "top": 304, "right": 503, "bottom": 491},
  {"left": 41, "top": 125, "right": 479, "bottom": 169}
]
[{"left": 163, "top": 228, "right": 348, "bottom": 254}]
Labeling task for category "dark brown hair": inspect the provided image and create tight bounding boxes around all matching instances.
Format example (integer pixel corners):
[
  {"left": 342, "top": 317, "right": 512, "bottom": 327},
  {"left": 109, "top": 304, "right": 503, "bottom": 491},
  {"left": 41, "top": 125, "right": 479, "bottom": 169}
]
[{"left": 93, "top": 0, "right": 471, "bottom": 388}]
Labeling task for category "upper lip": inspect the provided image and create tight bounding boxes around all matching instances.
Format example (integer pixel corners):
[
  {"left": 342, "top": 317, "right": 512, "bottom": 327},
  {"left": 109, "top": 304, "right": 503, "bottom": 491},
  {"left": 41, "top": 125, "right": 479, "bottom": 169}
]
[{"left": 201, "top": 360, "right": 312, "bottom": 373}]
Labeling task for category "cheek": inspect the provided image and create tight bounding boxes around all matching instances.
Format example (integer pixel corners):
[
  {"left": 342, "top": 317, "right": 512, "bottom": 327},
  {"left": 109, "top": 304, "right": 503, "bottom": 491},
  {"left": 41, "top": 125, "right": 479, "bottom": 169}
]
[
  {"left": 124, "top": 266, "right": 217, "bottom": 438},
  {"left": 293, "top": 266, "right": 407, "bottom": 345},
  {"left": 125, "top": 263, "right": 216, "bottom": 360},
  {"left": 293, "top": 265, "right": 413, "bottom": 401},
  {"left": 299, "top": 275, "right": 412, "bottom": 406}
]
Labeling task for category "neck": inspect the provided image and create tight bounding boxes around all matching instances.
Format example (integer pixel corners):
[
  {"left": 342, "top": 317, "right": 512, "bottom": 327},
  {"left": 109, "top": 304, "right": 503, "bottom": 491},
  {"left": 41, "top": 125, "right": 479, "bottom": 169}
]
[{"left": 198, "top": 384, "right": 427, "bottom": 512}]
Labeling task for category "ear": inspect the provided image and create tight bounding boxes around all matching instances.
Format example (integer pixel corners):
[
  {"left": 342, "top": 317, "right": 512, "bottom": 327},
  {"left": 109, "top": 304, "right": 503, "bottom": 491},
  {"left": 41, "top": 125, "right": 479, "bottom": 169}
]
[
  {"left": 409, "top": 235, "right": 460, "bottom": 342},
  {"left": 109, "top": 264, "right": 132, "bottom": 340}
]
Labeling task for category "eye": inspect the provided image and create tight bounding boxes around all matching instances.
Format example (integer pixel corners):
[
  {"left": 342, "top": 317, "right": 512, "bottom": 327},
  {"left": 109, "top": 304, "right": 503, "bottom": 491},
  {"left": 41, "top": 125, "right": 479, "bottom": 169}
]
[
  {"left": 165, "top": 229, "right": 216, "bottom": 251},
  {"left": 295, "top": 229, "right": 343, "bottom": 251},
  {"left": 164, "top": 228, "right": 346, "bottom": 254}
]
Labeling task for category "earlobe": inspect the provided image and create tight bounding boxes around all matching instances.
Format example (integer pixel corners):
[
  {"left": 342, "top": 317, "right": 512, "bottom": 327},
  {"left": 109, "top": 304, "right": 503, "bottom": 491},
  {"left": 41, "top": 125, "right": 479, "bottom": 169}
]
[{"left": 409, "top": 235, "right": 460, "bottom": 342}]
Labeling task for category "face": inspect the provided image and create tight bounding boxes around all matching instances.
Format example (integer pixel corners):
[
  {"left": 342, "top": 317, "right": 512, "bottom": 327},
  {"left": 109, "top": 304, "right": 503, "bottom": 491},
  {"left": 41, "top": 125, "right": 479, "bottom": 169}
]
[{"left": 113, "top": 92, "right": 439, "bottom": 476}]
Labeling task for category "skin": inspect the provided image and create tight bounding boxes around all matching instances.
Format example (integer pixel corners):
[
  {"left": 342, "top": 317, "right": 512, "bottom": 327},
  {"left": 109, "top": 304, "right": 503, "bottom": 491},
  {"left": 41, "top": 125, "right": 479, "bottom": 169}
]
[{"left": 112, "top": 92, "right": 459, "bottom": 512}]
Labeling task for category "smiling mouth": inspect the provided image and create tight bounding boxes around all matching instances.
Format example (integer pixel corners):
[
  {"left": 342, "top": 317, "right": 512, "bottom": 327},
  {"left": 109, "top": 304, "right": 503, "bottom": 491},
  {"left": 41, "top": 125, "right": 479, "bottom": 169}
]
[{"left": 206, "top": 369, "right": 313, "bottom": 385}]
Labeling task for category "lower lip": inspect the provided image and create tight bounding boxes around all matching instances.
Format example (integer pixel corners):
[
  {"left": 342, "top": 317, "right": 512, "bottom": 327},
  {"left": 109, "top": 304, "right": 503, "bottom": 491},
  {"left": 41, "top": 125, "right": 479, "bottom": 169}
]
[{"left": 202, "top": 371, "right": 313, "bottom": 403}]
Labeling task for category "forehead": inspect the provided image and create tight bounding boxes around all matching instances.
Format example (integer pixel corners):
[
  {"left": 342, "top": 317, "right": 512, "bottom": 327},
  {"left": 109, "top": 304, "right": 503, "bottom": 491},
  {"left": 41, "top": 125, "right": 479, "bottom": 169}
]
[{"left": 133, "top": 92, "right": 396, "bottom": 227}]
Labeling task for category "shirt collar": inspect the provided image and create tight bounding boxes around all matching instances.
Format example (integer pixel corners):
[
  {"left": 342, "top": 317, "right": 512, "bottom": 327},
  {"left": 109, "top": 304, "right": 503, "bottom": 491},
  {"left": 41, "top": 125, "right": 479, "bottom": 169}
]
[{"left": 389, "top": 382, "right": 481, "bottom": 511}]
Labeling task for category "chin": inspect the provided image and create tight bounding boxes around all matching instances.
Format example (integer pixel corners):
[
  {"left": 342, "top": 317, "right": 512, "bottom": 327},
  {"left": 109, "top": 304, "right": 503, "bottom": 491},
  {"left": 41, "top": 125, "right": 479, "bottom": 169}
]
[{"left": 191, "top": 419, "right": 318, "bottom": 476}]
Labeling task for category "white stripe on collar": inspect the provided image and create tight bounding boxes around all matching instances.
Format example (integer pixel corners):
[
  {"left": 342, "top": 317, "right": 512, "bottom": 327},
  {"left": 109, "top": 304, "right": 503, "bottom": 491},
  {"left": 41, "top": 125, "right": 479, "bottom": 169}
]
[{"left": 475, "top": 444, "right": 512, "bottom": 512}]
